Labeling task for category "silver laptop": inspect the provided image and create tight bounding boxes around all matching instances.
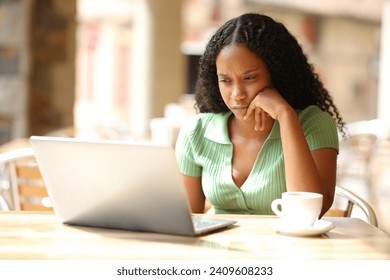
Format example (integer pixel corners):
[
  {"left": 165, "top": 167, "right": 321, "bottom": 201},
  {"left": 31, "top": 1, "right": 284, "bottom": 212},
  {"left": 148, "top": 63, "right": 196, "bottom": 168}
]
[{"left": 29, "top": 136, "right": 236, "bottom": 236}]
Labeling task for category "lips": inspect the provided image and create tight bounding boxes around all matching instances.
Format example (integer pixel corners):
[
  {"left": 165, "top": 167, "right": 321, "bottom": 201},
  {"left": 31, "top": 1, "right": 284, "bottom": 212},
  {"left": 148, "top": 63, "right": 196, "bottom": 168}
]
[{"left": 231, "top": 104, "right": 248, "bottom": 110}]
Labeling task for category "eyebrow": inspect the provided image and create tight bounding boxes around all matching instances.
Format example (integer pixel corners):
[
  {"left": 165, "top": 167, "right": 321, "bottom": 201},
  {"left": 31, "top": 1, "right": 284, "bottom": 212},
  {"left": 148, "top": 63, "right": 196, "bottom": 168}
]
[{"left": 217, "top": 68, "right": 259, "bottom": 76}]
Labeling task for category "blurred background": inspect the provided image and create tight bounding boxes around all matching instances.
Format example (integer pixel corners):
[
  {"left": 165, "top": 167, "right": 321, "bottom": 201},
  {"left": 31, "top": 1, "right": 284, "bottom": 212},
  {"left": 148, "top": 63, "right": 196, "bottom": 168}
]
[{"left": 0, "top": 0, "right": 389, "bottom": 232}]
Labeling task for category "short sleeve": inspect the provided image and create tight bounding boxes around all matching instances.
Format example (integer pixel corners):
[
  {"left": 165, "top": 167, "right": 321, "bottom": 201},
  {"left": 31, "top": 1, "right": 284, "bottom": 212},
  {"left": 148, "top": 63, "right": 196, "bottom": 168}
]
[
  {"left": 175, "top": 116, "right": 203, "bottom": 177},
  {"left": 299, "top": 105, "right": 339, "bottom": 152}
]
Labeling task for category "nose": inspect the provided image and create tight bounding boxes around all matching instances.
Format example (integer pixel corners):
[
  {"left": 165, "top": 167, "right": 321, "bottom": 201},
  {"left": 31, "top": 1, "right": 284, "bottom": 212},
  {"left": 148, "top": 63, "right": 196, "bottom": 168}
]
[{"left": 231, "top": 83, "right": 246, "bottom": 100}]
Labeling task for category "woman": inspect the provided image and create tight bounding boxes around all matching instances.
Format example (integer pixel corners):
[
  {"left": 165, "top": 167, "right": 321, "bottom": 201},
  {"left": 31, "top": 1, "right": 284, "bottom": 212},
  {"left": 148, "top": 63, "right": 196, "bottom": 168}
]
[{"left": 175, "top": 13, "right": 345, "bottom": 216}]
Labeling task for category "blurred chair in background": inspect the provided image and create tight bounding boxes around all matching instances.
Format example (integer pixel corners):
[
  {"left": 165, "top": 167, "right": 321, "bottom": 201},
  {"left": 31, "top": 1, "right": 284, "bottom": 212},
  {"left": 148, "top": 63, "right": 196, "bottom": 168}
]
[
  {"left": 337, "top": 119, "right": 387, "bottom": 205},
  {"left": 325, "top": 185, "right": 378, "bottom": 227},
  {"left": 0, "top": 147, "right": 52, "bottom": 211},
  {"left": 0, "top": 194, "right": 9, "bottom": 210}
]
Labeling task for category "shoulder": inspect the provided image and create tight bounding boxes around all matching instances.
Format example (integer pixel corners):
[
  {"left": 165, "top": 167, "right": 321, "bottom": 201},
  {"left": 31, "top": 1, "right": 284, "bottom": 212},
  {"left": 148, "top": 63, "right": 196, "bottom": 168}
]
[
  {"left": 298, "top": 105, "right": 336, "bottom": 130},
  {"left": 180, "top": 112, "right": 230, "bottom": 136},
  {"left": 179, "top": 113, "right": 215, "bottom": 136},
  {"left": 298, "top": 105, "right": 339, "bottom": 150},
  {"left": 177, "top": 112, "right": 231, "bottom": 146},
  {"left": 177, "top": 113, "right": 216, "bottom": 147},
  {"left": 298, "top": 105, "right": 330, "bottom": 119}
]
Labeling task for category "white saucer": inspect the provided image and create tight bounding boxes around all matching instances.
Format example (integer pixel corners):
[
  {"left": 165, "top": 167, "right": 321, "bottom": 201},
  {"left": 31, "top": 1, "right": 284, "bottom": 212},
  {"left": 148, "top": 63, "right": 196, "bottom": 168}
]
[{"left": 271, "top": 220, "right": 335, "bottom": 237}]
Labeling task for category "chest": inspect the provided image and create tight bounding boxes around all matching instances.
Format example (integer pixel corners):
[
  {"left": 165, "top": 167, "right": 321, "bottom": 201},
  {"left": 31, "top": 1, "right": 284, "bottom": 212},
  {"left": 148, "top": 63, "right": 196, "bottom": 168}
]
[
  {"left": 200, "top": 138, "right": 286, "bottom": 214},
  {"left": 231, "top": 139, "right": 264, "bottom": 188},
  {"left": 199, "top": 137, "right": 286, "bottom": 210}
]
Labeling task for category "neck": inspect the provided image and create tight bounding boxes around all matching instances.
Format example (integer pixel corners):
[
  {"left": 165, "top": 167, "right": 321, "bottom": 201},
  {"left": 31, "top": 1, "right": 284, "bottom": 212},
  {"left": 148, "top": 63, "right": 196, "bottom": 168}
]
[{"left": 229, "top": 115, "right": 274, "bottom": 141}]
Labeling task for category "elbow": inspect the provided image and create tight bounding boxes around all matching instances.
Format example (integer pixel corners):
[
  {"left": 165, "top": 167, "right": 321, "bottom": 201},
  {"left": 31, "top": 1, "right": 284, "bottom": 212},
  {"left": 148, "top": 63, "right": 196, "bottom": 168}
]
[{"left": 320, "top": 190, "right": 335, "bottom": 218}]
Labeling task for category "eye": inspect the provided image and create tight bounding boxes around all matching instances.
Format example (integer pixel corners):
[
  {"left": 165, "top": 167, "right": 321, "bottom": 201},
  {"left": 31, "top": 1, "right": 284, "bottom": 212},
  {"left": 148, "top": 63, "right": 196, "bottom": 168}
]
[
  {"left": 244, "top": 76, "right": 256, "bottom": 81},
  {"left": 219, "top": 78, "right": 231, "bottom": 83}
]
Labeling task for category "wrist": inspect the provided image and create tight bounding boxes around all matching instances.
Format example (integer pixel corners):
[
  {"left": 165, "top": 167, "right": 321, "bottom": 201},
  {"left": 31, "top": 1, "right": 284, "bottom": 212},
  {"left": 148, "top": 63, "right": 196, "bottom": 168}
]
[{"left": 275, "top": 104, "right": 296, "bottom": 122}]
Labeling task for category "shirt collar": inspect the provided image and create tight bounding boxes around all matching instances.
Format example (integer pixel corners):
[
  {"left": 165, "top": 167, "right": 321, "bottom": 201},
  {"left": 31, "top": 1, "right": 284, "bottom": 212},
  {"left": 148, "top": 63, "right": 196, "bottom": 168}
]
[
  {"left": 204, "top": 112, "right": 232, "bottom": 144},
  {"left": 204, "top": 112, "right": 281, "bottom": 144}
]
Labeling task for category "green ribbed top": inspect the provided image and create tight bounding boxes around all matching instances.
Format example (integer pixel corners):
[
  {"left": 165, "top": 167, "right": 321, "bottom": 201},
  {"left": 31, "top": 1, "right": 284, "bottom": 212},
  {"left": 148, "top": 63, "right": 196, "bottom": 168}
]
[{"left": 175, "top": 105, "right": 339, "bottom": 215}]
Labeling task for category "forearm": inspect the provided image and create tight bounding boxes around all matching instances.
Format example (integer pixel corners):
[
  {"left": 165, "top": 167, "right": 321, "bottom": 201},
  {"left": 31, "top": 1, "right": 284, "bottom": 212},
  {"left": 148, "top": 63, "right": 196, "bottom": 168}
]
[{"left": 277, "top": 106, "right": 334, "bottom": 213}]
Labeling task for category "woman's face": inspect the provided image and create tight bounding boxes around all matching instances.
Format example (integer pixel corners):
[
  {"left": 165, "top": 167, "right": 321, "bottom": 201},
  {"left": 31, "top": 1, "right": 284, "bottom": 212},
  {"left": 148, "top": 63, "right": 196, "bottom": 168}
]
[{"left": 216, "top": 44, "right": 271, "bottom": 120}]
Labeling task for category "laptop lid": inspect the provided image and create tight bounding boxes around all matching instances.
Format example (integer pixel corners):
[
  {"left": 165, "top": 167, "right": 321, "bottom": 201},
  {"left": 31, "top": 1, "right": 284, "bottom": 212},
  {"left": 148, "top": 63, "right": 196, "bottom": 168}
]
[{"left": 29, "top": 136, "right": 207, "bottom": 236}]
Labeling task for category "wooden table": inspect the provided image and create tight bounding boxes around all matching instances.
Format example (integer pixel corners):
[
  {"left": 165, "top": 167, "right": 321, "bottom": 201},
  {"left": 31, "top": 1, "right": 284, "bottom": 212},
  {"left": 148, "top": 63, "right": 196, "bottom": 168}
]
[{"left": 0, "top": 212, "right": 389, "bottom": 260}]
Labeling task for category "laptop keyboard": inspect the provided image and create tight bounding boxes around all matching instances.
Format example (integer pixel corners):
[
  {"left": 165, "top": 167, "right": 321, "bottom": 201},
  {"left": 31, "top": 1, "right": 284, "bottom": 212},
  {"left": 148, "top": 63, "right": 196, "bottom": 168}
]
[{"left": 192, "top": 216, "right": 229, "bottom": 230}]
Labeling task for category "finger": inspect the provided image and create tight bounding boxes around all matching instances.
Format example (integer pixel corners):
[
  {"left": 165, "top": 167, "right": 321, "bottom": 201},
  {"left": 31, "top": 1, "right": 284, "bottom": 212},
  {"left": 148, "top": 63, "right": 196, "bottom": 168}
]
[
  {"left": 254, "top": 107, "right": 261, "bottom": 131},
  {"left": 260, "top": 109, "right": 266, "bottom": 130},
  {"left": 244, "top": 104, "right": 255, "bottom": 121}
]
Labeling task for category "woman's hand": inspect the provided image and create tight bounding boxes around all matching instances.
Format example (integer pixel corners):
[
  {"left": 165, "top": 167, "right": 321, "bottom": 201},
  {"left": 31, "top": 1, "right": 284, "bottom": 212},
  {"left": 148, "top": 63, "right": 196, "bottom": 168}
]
[{"left": 243, "top": 87, "right": 291, "bottom": 130}]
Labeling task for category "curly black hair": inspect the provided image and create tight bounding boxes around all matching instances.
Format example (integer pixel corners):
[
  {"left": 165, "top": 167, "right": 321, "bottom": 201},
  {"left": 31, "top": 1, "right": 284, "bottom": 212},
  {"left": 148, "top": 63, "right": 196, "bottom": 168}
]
[{"left": 195, "top": 13, "right": 345, "bottom": 133}]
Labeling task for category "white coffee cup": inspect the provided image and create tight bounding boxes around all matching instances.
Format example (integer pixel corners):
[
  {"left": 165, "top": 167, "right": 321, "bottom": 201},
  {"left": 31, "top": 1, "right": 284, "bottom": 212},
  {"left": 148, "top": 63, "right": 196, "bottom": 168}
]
[{"left": 271, "top": 192, "right": 323, "bottom": 228}]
